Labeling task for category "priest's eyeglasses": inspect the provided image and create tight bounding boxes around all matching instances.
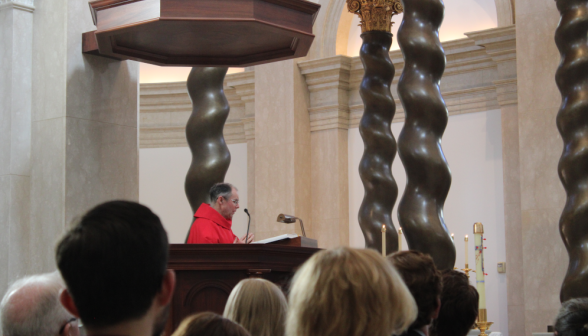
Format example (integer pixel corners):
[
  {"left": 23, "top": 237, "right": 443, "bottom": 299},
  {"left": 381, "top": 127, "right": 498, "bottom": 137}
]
[
  {"left": 59, "top": 318, "right": 77, "bottom": 335},
  {"left": 224, "top": 197, "right": 239, "bottom": 205}
]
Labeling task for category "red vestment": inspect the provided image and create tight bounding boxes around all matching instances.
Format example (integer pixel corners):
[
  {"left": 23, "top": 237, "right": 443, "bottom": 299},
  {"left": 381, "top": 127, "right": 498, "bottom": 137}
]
[{"left": 186, "top": 203, "right": 237, "bottom": 244}]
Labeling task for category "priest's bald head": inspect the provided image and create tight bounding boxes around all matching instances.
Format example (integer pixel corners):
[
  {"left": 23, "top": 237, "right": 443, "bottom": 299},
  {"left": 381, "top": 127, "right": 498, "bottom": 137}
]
[{"left": 55, "top": 201, "right": 176, "bottom": 336}]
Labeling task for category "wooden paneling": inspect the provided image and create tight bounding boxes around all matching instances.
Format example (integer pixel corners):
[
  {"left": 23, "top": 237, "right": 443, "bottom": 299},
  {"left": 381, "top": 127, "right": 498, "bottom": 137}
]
[{"left": 166, "top": 244, "right": 319, "bottom": 334}]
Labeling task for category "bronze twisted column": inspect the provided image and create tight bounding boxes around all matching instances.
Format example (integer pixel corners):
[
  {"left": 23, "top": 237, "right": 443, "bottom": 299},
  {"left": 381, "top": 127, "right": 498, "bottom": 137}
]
[
  {"left": 396, "top": 0, "right": 455, "bottom": 270},
  {"left": 348, "top": 0, "right": 403, "bottom": 254},
  {"left": 184, "top": 67, "right": 231, "bottom": 238},
  {"left": 555, "top": 0, "right": 588, "bottom": 302}
]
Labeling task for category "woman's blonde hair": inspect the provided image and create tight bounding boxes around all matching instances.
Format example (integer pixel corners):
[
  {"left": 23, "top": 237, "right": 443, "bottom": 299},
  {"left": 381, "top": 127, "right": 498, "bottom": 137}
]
[
  {"left": 285, "top": 247, "right": 418, "bottom": 336},
  {"left": 171, "top": 312, "right": 250, "bottom": 336},
  {"left": 223, "top": 278, "right": 288, "bottom": 336}
]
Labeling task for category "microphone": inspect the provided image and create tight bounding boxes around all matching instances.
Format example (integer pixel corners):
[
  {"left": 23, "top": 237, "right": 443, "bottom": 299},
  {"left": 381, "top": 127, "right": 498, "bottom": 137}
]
[{"left": 244, "top": 209, "right": 251, "bottom": 244}]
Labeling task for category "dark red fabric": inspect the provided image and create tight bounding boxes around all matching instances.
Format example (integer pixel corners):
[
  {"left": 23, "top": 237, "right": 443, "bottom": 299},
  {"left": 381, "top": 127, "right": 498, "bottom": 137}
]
[{"left": 186, "top": 203, "right": 237, "bottom": 244}]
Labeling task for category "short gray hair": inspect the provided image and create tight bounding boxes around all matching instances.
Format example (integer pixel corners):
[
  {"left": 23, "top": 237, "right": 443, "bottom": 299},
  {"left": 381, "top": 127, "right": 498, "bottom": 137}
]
[
  {"left": 209, "top": 183, "right": 237, "bottom": 204},
  {"left": 1, "top": 272, "right": 74, "bottom": 336}
]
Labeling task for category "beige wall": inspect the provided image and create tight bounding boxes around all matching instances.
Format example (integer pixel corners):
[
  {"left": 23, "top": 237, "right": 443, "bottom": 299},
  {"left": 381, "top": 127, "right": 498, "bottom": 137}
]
[
  {"left": 515, "top": 0, "right": 567, "bottom": 334},
  {"left": 0, "top": 0, "right": 139, "bottom": 297}
]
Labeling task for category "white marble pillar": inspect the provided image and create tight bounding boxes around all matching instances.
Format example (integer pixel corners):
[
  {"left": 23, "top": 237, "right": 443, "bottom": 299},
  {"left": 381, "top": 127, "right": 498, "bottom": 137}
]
[
  {"left": 254, "top": 60, "right": 312, "bottom": 240},
  {"left": 468, "top": 25, "right": 524, "bottom": 336},
  {"left": 495, "top": 0, "right": 515, "bottom": 26},
  {"left": 0, "top": 0, "right": 34, "bottom": 296},
  {"left": 515, "top": 1, "right": 567, "bottom": 334},
  {"left": 27, "top": 0, "right": 139, "bottom": 275},
  {"left": 227, "top": 71, "right": 256, "bottom": 233},
  {"left": 299, "top": 56, "right": 351, "bottom": 248}
]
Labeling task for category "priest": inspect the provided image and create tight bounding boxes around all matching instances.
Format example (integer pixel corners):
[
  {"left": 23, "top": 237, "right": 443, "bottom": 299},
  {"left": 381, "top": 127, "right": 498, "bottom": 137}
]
[{"left": 187, "top": 183, "right": 254, "bottom": 244}]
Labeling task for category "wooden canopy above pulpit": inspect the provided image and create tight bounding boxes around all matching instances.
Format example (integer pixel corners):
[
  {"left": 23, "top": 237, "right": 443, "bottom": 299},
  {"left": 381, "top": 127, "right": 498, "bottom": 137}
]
[{"left": 82, "top": 0, "right": 321, "bottom": 66}]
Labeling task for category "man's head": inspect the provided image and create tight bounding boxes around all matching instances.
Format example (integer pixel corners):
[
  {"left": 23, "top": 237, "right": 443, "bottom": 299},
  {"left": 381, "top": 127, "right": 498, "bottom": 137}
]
[
  {"left": 209, "top": 183, "right": 239, "bottom": 220},
  {"left": 1, "top": 272, "right": 79, "bottom": 336},
  {"left": 55, "top": 200, "right": 175, "bottom": 331},
  {"left": 555, "top": 298, "right": 588, "bottom": 336},
  {"left": 388, "top": 250, "right": 442, "bottom": 331},
  {"left": 430, "top": 270, "right": 479, "bottom": 336}
]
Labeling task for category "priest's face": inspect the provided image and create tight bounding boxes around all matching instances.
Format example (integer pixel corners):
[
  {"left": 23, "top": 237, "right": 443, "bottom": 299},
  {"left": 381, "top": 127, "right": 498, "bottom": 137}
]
[{"left": 220, "top": 188, "right": 240, "bottom": 220}]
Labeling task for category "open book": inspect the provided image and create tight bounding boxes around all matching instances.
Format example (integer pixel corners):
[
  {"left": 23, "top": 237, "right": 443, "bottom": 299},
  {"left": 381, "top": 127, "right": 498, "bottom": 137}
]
[{"left": 251, "top": 234, "right": 299, "bottom": 244}]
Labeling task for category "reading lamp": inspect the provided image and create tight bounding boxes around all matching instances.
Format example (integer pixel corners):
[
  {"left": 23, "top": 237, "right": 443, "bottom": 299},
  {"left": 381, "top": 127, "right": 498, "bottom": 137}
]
[{"left": 277, "top": 214, "right": 306, "bottom": 237}]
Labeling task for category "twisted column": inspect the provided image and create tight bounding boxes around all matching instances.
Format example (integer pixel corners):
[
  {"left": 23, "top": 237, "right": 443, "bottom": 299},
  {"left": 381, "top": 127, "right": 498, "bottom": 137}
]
[
  {"left": 185, "top": 67, "right": 231, "bottom": 223},
  {"left": 555, "top": 0, "right": 588, "bottom": 302},
  {"left": 348, "top": 0, "right": 403, "bottom": 254},
  {"left": 396, "top": 0, "right": 455, "bottom": 270}
]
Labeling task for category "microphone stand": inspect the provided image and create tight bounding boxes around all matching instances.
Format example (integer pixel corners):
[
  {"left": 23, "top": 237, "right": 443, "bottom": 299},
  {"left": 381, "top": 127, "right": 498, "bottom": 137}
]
[{"left": 244, "top": 209, "right": 251, "bottom": 244}]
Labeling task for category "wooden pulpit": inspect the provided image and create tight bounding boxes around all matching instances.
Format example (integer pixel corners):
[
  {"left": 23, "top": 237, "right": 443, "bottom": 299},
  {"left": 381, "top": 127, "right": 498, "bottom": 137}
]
[{"left": 165, "top": 243, "right": 319, "bottom": 334}]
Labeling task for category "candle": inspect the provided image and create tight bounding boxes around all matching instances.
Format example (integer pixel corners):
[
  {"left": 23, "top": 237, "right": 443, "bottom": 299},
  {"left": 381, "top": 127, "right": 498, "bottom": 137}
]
[
  {"left": 465, "top": 235, "right": 469, "bottom": 266},
  {"left": 451, "top": 233, "right": 455, "bottom": 242},
  {"left": 382, "top": 224, "right": 386, "bottom": 257},
  {"left": 474, "top": 222, "right": 486, "bottom": 309},
  {"left": 398, "top": 228, "right": 403, "bottom": 251}
]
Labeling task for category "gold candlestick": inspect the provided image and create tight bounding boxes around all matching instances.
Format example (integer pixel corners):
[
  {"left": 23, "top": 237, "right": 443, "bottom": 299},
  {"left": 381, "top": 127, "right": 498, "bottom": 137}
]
[
  {"left": 462, "top": 264, "right": 473, "bottom": 277},
  {"left": 461, "top": 235, "right": 471, "bottom": 275},
  {"left": 474, "top": 308, "right": 493, "bottom": 336},
  {"left": 382, "top": 224, "right": 386, "bottom": 257}
]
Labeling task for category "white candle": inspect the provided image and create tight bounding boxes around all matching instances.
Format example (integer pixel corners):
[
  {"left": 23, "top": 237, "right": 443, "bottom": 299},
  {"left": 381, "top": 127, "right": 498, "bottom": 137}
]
[
  {"left": 451, "top": 233, "right": 455, "bottom": 242},
  {"left": 398, "top": 228, "right": 403, "bottom": 251},
  {"left": 474, "top": 222, "right": 486, "bottom": 309},
  {"left": 382, "top": 224, "right": 386, "bottom": 257},
  {"left": 464, "top": 235, "right": 469, "bottom": 266}
]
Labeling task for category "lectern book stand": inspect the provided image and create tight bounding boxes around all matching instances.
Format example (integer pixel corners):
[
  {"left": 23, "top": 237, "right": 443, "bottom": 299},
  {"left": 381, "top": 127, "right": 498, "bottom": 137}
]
[{"left": 165, "top": 243, "right": 319, "bottom": 335}]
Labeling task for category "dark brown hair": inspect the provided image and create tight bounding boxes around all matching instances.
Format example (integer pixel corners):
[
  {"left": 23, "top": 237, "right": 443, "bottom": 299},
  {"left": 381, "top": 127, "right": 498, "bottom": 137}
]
[
  {"left": 56, "top": 201, "right": 168, "bottom": 328},
  {"left": 555, "top": 298, "right": 588, "bottom": 336},
  {"left": 172, "top": 312, "right": 251, "bottom": 336},
  {"left": 388, "top": 250, "right": 442, "bottom": 330},
  {"left": 431, "top": 270, "right": 479, "bottom": 336}
]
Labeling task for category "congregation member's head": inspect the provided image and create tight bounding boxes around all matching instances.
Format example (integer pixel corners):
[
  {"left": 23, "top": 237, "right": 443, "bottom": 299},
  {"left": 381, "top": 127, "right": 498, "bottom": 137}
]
[
  {"left": 286, "top": 247, "right": 417, "bottom": 336},
  {"left": 555, "top": 298, "right": 588, "bottom": 336},
  {"left": 55, "top": 200, "right": 175, "bottom": 336},
  {"left": 430, "top": 270, "right": 479, "bottom": 336},
  {"left": 171, "top": 312, "right": 250, "bottom": 336},
  {"left": 210, "top": 183, "right": 239, "bottom": 220},
  {"left": 388, "top": 251, "right": 442, "bottom": 336},
  {"left": 224, "top": 278, "right": 288, "bottom": 336},
  {"left": 1, "top": 272, "right": 79, "bottom": 336}
]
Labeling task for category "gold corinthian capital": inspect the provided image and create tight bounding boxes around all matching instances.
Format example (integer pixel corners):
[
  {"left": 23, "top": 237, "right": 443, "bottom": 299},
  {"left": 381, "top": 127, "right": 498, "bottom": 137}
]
[{"left": 347, "top": 0, "right": 403, "bottom": 33}]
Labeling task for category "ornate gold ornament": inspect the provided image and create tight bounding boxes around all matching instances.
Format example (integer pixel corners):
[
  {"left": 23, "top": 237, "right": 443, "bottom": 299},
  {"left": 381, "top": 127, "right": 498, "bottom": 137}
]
[{"left": 347, "top": 0, "right": 403, "bottom": 33}]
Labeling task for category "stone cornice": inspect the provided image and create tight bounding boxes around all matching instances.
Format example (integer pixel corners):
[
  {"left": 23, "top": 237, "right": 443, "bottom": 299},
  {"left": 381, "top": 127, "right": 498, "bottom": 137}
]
[
  {"left": 308, "top": 105, "right": 350, "bottom": 131},
  {"left": 299, "top": 56, "right": 353, "bottom": 131},
  {"left": 0, "top": 0, "right": 34, "bottom": 12},
  {"left": 493, "top": 78, "right": 518, "bottom": 106},
  {"left": 243, "top": 117, "right": 255, "bottom": 140},
  {"left": 465, "top": 25, "right": 516, "bottom": 65},
  {"left": 140, "top": 26, "right": 518, "bottom": 147},
  {"left": 140, "top": 72, "right": 255, "bottom": 148}
]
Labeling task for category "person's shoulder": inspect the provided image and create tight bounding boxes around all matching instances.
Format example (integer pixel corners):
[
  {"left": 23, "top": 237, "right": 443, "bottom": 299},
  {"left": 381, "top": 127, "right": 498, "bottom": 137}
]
[{"left": 194, "top": 216, "right": 216, "bottom": 226}]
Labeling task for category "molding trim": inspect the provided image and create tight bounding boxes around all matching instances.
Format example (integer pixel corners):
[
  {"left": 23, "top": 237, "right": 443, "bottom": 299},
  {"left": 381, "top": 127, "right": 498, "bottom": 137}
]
[
  {"left": 140, "top": 72, "right": 256, "bottom": 148},
  {"left": 140, "top": 26, "right": 518, "bottom": 147},
  {"left": 0, "top": 0, "right": 34, "bottom": 12}
]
